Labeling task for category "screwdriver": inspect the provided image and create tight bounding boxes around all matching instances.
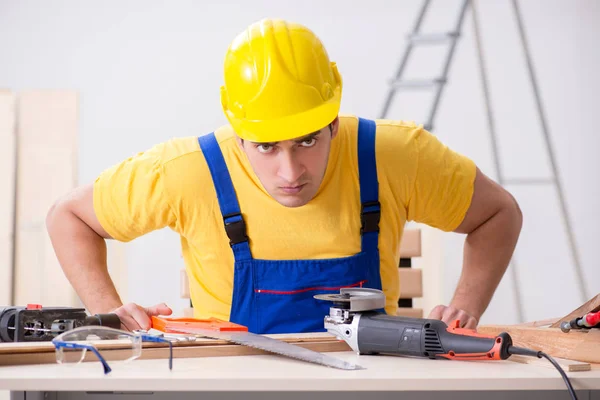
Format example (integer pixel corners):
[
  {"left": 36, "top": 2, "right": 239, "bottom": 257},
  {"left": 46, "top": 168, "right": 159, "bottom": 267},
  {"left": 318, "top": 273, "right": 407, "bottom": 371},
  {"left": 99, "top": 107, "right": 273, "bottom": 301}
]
[{"left": 560, "top": 310, "right": 600, "bottom": 332}]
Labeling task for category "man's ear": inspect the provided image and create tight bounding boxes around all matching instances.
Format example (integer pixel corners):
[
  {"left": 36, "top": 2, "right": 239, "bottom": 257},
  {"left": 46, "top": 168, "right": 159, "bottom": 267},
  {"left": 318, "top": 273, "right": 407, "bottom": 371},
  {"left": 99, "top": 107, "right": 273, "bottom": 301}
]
[{"left": 330, "top": 116, "right": 340, "bottom": 139}]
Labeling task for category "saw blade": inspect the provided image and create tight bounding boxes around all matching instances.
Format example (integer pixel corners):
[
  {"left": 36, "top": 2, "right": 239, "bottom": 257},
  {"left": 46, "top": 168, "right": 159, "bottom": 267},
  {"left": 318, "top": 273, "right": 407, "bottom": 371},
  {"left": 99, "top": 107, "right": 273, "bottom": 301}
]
[{"left": 170, "top": 327, "right": 364, "bottom": 370}]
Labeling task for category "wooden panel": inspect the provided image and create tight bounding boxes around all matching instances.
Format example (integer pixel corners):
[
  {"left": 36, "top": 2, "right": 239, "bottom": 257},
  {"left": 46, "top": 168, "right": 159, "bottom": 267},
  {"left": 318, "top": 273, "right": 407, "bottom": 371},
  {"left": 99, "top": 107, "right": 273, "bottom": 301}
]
[
  {"left": 478, "top": 325, "right": 600, "bottom": 364},
  {"left": 509, "top": 354, "right": 590, "bottom": 372},
  {"left": 397, "top": 307, "right": 423, "bottom": 318},
  {"left": 14, "top": 90, "right": 78, "bottom": 307},
  {"left": 0, "top": 90, "right": 16, "bottom": 305},
  {"left": 399, "top": 229, "right": 421, "bottom": 258},
  {"left": 399, "top": 268, "right": 422, "bottom": 298},
  {"left": 517, "top": 318, "right": 560, "bottom": 327},
  {"left": 0, "top": 339, "right": 352, "bottom": 367},
  {"left": 0, "top": 333, "right": 350, "bottom": 367}
]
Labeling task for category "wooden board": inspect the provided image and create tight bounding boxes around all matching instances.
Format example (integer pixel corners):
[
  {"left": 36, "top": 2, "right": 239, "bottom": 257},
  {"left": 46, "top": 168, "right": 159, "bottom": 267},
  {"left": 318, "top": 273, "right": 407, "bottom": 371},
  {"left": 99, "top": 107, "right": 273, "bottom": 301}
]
[
  {"left": 0, "top": 332, "right": 340, "bottom": 354},
  {"left": 550, "top": 293, "right": 600, "bottom": 328},
  {"left": 13, "top": 90, "right": 79, "bottom": 307},
  {"left": 517, "top": 318, "right": 560, "bottom": 328},
  {"left": 0, "top": 90, "right": 16, "bottom": 305},
  {"left": 478, "top": 324, "right": 600, "bottom": 363},
  {"left": 397, "top": 307, "right": 423, "bottom": 318},
  {"left": 400, "top": 229, "right": 421, "bottom": 258},
  {"left": 0, "top": 340, "right": 351, "bottom": 367},
  {"left": 0, "top": 333, "right": 350, "bottom": 367},
  {"left": 509, "top": 354, "right": 591, "bottom": 372},
  {"left": 399, "top": 268, "right": 422, "bottom": 298}
]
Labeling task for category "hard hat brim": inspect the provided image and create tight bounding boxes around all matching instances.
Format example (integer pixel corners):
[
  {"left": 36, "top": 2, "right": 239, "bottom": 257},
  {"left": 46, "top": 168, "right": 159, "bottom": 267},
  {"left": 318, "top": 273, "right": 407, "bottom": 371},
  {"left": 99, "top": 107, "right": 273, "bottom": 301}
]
[{"left": 225, "top": 92, "right": 341, "bottom": 143}]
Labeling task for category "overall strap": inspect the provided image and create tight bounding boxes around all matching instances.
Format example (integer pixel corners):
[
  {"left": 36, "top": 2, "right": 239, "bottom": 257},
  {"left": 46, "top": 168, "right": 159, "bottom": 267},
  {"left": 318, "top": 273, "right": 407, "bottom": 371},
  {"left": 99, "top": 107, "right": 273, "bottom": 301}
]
[
  {"left": 357, "top": 118, "right": 380, "bottom": 253},
  {"left": 198, "top": 133, "right": 252, "bottom": 261}
]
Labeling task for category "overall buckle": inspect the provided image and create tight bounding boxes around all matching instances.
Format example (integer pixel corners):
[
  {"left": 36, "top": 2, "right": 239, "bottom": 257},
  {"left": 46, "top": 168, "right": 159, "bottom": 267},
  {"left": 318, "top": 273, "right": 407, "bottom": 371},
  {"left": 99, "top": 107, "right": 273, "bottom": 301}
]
[
  {"left": 223, "top": 212, "right": 249, "bottom": 246},
  {"left": 361, "top": 201, "right": 381, "bottom": 234}
]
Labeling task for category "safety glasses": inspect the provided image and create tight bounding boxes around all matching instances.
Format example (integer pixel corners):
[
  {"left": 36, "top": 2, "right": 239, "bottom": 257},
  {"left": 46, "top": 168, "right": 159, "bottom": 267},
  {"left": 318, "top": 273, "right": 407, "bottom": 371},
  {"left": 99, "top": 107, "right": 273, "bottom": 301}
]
[{"left": 51, "top": 326, "right": 173, "bottom": 374}]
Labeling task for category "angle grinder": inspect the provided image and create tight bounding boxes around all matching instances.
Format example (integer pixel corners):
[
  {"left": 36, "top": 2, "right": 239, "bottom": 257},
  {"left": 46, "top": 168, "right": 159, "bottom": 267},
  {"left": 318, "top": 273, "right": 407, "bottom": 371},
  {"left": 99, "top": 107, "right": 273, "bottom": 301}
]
[
  {"left": 314, "top": 288, "right": 578, "bottom": 399},
  {"left": 314, "top": 288, "right": 514, "bottom": 360}
]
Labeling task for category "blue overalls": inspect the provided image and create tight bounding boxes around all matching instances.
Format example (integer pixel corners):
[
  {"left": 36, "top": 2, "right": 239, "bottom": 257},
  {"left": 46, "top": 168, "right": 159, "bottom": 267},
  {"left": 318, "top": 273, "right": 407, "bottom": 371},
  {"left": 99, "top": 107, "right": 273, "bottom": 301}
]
[{"left": 198, "top": 117, "right": 383, "bottom": 334}]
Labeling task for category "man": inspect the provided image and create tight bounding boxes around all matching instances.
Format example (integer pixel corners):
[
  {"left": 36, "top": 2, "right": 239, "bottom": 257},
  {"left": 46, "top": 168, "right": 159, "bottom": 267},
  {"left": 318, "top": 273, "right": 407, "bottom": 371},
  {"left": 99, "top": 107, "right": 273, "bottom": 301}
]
[{"left": 46, "top": 18, "right": 522, "bottom": 334}]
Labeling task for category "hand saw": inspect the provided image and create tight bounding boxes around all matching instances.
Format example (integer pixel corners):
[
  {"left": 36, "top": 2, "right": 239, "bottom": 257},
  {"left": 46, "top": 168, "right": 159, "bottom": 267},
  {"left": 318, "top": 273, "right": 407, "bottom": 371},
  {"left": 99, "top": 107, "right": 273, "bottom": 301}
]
[{"left": 151, "top": 316, "right": 363, "bottom": 370}]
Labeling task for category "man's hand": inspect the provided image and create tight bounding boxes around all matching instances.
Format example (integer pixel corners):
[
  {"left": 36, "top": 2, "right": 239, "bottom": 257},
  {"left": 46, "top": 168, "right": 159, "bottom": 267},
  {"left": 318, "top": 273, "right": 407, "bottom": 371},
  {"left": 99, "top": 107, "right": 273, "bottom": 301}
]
[
  {"left": 428, "top": 304, "right": 478, "bottom": 329},
  {"left": 112, "top": 302, "right": 173, "bottom": 331}
]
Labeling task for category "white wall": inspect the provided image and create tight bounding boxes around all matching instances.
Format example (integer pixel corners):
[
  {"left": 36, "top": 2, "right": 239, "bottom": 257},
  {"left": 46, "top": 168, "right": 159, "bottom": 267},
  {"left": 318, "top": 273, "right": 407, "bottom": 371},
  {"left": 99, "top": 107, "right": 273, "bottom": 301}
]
[{"left": 1, "top": 0, "right": 598, "bottom": 325}]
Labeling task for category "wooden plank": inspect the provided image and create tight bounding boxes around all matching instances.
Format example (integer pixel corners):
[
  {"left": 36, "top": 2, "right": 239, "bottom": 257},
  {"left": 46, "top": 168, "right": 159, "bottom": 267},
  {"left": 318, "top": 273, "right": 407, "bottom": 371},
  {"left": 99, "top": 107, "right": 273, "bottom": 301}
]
[
  {"left": 0, "top": 333, "right": 350, "bottom": 367},
  {"left": 550, "top": 293, "right": 600, "bottom": 328},
  {"left": 478, "top": 324, "right": 600, "bottom": 363},
  {"left": 397, "top": 308, "right": 423, "bottom": 318},
  {"left": 0, "top": 332, "right": 340, "bottom": 354},
  {"left": 0, "top": 90, "right": 16, "bottom": 306},
  {"left": 399, "top": 268, "right": 422, "bottom": 298},
  {"left": 517, "top": 318, "right": 560, "bottom": 328},
  {"left": 0, "top": 339, "right": 350, "bottom": 367},
  {"left": 400, "top": 229, "right": 421, "bottom": 258},
  {"left": 509, "top": 354, "right": 591, "bottom": 372},
  {"left": 14, "top": 90, "right": 79, "bottom": 307}
]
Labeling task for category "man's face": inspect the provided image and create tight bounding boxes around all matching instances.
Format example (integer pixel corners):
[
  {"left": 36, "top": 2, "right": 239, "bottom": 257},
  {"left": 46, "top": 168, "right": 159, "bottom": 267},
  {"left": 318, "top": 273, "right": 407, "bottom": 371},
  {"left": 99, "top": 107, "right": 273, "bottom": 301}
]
[{"left": 237, "top": 118, "right": 339, "bottom": 208}]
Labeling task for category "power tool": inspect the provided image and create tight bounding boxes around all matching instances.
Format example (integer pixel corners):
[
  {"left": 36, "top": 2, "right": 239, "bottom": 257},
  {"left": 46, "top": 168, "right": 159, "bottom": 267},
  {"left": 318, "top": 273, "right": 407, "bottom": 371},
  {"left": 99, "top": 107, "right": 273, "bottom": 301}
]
[
  {"left": 314, "top": 288, "right": 578, "bottom": 400},
  {"left": 0, "top": 304, "right": 121, "bottom": 342},
  {"left": 560, "top": 309, "right": 600, "bottom": 333}
]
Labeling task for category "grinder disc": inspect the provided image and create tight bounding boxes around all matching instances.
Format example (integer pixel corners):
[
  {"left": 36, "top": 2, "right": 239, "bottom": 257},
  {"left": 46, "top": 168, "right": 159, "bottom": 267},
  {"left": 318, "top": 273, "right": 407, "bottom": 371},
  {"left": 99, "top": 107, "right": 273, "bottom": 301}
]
[
  {"left": 314, "top": 288, "right": 386, "bottom": 312},
  {"left": 313, "top": 293, "right": 352, "bottom": 302},
  {"left": 314, "top": 293, "right": 353, "bottom": 310}
]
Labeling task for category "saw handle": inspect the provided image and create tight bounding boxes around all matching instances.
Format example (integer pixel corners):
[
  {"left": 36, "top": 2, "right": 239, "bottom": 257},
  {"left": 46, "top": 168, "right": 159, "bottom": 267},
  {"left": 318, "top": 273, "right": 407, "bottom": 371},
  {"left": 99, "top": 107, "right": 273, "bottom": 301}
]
[{"left": 151, "top": 316, "right": 248, "bottom": 333}]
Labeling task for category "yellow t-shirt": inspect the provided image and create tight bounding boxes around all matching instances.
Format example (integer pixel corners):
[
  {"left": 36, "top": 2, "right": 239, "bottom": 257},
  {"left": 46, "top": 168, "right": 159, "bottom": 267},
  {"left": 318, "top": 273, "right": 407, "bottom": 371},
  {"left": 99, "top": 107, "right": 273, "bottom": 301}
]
[{"left": 93, "top": 114, "right": 476, "bottom": 318}]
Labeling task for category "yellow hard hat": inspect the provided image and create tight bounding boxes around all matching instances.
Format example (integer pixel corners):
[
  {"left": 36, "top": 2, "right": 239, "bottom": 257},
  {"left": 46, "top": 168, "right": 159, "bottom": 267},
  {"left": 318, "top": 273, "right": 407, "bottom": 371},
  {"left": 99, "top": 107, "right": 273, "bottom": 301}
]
[{"left": 220, "top": 18, "right": 342, "bottom": 143}]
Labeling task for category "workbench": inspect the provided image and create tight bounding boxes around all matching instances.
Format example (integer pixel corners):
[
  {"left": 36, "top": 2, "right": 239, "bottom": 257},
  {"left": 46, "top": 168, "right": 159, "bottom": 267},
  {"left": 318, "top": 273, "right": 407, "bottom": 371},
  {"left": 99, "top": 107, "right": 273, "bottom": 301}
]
[{"left": 1, "top": 349, "right": 600, "bottom": 400}]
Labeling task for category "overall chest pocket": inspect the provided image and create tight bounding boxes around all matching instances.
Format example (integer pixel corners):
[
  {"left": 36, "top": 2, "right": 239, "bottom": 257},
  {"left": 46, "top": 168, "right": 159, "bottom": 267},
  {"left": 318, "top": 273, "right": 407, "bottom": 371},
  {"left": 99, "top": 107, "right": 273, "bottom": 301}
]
[{"left": 251, "top": 252, "right": 373, "bottom": 334}]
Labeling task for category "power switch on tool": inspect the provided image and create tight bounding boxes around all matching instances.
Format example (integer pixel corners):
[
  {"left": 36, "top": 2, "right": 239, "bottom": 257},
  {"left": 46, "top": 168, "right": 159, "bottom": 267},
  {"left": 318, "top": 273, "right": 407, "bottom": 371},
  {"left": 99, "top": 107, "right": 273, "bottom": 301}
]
[{"left": 398, "top": 327, "right": 422, "bottom": 354}]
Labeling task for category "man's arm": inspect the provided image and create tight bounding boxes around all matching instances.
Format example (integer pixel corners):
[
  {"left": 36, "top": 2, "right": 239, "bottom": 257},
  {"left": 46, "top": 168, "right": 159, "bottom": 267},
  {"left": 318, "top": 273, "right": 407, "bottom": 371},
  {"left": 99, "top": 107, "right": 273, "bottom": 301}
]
[
  {"left": 428, "top": 167, "right": 523, "bottom": 328},
  {"left": 46, "top": 183, "right": 172, "bottom": 330},
  {"left": 46, "top": 183, "right": 121, "bottom": 312}
]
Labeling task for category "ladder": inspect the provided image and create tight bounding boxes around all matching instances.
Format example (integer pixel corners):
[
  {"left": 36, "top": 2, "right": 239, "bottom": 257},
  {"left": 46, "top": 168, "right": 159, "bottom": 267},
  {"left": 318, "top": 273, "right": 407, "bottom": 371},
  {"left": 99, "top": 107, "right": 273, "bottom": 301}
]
[{"left": 379, "top": 0, "right": 589, "bottom": 322}]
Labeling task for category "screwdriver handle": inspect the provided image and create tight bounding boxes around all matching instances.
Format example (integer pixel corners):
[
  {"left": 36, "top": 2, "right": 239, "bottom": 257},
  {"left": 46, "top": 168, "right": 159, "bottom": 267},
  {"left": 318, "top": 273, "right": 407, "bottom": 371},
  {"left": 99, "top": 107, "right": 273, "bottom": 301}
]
[{"left": 84, "top": 313, "right": 122, "bottom": 329}]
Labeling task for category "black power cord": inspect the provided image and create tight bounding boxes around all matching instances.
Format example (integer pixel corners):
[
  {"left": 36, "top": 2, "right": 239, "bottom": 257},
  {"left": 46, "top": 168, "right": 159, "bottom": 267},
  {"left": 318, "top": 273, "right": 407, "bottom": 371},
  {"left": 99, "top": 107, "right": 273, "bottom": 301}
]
[{"left": 508, "top": 345, "right": 578, "bottom": 400}]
